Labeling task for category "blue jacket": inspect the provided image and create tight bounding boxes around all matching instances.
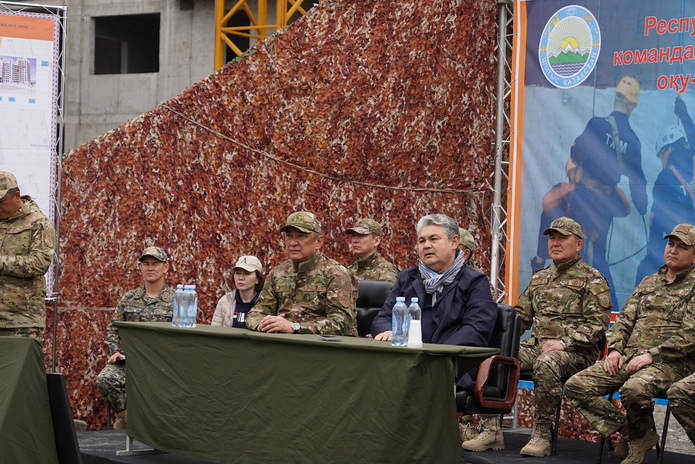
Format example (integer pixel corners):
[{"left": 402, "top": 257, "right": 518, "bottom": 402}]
[{"left": 370, "top": 264, "right": 497, "bottom": 347}]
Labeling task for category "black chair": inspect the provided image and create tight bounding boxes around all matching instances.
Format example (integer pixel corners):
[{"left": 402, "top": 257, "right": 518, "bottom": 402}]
[
  {"left": 355, "top": 280, "right": 394, "bottom": 337},
  {"left": 596, "top": 390, "right": 670, "bottom": 464},
  {"left": 520, "top": 335, "right": 607, "bottom": 456},
  {"left": 456, "top": 303, "right": 522, "bottom": 415}
]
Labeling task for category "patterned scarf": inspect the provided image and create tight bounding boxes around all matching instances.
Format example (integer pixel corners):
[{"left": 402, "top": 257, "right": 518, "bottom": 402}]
[{"left": 418, "top": 250, "right": 465, "bottom": 305}]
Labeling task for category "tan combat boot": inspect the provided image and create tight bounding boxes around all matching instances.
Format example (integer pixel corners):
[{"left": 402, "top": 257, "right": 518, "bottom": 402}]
[
  {"left": 113, "top": 409, "right": 128, "bottom": 430},
  {"left": 620, "top": 431, "right": 659, "bottom": 464},
  {"left": 613, "top": 435, "right": 629, "bottom": 459},
  {"left": 459, "top": 415, "right": 479, "bottom": 442},
  {"left": 519, "top": 422, "right": 552, "bottom": 457},
  {"left": 462, "top": 415, "right": 504, "bottom": 451}
]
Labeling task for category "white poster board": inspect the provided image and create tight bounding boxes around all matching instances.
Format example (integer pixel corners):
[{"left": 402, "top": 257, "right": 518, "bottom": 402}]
[{"left": 0, "top": 3, "right": 65, "bottom": 294}]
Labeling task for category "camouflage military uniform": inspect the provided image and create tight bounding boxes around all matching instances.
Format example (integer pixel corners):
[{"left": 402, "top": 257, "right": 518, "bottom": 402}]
[
  {"left": 565, "top": 264, "right": 695, "bottom": 439},
  {"left": 516, "top": 256, "right": 611, "bottom": 424},
  {"left": 0, "top": 196, "right": 56, "bottom": 334},
  {"left": 348, "top": 251, "right": 399, "bottom": 282},
  {"left": 668, "top": 372, "right": 695, "bottom": 445},
  {"left": 96, "top": 285, "right": 174, "bottom": 413},
  {"left": 246, "top": 252, "right": 358, "bottom": 336}
]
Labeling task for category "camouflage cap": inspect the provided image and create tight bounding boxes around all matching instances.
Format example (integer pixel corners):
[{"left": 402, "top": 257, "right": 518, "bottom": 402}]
[
  {"left": 458, "top": 227, "right": 477, "bottom": 251},
  {"left": 345, "top": 218, "right": 382, "bottom": 236},
  {"left": 234, "top": 255, "right": 263, "bottom": 273},
  {"left": 543, "top": 216, "right": 582, "bottom": 238},
  {"left": 279, "top": 211, "right": 322, "bottom": 234},
  {"left": 665, "top": 224, "right": 695, "bottom": 246},
  {"left": 0, "top": 171, "right": 18, "bottom": 197},
  {"left": 139, "top": 246, "right": 169, "bottom": 262}
]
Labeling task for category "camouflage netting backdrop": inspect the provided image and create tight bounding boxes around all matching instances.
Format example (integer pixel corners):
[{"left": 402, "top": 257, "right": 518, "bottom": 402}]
[{"left": 52, "top": 0, "right": 504, "bottom": 428}]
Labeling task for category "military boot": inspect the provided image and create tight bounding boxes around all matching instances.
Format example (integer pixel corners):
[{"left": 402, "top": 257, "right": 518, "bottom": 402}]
[
  {"left": 620, "top": 431, "right": 659, "bottom": 464},
  {"left": 519, "top": 422, "right": 552, "bottom": 457},
  {"left": 613, "top": 435, "right": 629, "bottom": 459},
  {"left": 113, "top": 409, "right": 128, "bottom": 430},
  {"left": 459, "top": 415, "right": 479, "bottom": 442},
  {"left": 462, "top": 415, "right": 504, "bottom": 451}
]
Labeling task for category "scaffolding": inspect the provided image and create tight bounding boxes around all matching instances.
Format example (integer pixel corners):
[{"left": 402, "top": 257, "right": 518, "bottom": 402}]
[
  {"left": 214, "top": 0, "right": 315, "bottom": 69},
  {"left": 490, "top": 0, "right": 514, "bottom": 302}
]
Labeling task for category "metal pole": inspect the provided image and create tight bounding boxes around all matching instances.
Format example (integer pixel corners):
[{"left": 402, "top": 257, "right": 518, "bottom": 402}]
[
  {"left": 489, "top": 0, "right": 512, "bottom": 301},
  {"left": 52, "top": 5, "right": 68, "bottom": 373}
]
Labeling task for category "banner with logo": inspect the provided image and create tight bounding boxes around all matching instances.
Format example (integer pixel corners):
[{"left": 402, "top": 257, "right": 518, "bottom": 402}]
[
  {"left": 508, "top": 0, "right": 695, "bottom": 311},
  {"left": 0, "top": 6, "right": 63, "bottom": 294}
]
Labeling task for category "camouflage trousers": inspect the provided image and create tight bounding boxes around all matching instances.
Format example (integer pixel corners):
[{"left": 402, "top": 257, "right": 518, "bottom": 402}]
[
  {"left": 518, "top": 344, "right": 596, "bottom": 424},
  {"left": 667, "top": 372, "right": 695, "bottom": 446},
  {"left": 565, "top": 358, "right": 691, "bottom": 439},
  {"left": 0, "top": 327, "right": 43, "bottom": 340},
  {"left": 96, "top": 363, "right": 127, "bottom": 413}
]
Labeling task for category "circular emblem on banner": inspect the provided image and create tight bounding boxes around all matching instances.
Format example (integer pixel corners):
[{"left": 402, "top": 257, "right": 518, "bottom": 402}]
[{"left": 539, "top": 5, "right": 601, "bottom": 89}]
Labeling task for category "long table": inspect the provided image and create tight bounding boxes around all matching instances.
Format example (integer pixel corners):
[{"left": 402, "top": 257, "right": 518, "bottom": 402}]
[
  {"left": 0, "top": 337, "right": 58, "bottom": 464},
  {"left": 116, "top": 322, "right": 498, "bottom": 464}
]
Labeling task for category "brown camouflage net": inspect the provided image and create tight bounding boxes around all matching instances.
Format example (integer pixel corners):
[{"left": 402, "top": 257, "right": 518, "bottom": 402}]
[{"left": 52, "top": 0, "right": 500, "bottom": 428}]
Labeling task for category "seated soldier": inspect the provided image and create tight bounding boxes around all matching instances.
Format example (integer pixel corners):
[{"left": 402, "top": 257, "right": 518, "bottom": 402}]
[
  {"left": 458, "top": 226, "right": 482, "bottom": 272},
  {"left": 463, "top": 217, "right": 611, "bottom": 456},
  {"left": 344, "top": 218, "right": 399, "bottom": 282},
  {"left": 246, "top": 212, "right": 358, "bottom": 336},
  {"left": 565, "top": 224, "right": 695, "bottom": 464},
  {"left": 95, "top": 246, "right": 174, "bottom": 429}
]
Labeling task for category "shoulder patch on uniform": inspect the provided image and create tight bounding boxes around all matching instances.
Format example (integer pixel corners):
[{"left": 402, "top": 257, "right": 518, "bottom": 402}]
[
  {"left": 589, "top": 283, "right": 611, "bottom": 308},
  {"left": 589, "top": 283, "right": 609, "bottom": 296}
]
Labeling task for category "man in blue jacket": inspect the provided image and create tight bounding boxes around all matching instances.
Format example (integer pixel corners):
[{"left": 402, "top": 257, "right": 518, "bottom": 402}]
[
  {"left": 371, "top": 213, "right": 496, "bottom": 347},
  {"left": 372, "top": 214, "right": 498, "bottom": 446}
]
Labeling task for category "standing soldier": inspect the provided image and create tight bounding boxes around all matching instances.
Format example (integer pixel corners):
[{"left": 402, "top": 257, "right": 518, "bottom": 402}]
[
  {"left": 247, "top": 212, "right": 358, "bottom": 335},
  {"left": 344, "top": 218, "right": 399, "bottom": 282},
  {"left": 96, "top": 246, "right": 174, "bottom": 429},
  {"left": 0, "top": 171, "right": 56, "bottom": 340},
  {"left": 566, "top": 224, "right": 695, "bottom": 464},
  {"left": 464, "top": 217, "right": 611, "bottom": 456}
]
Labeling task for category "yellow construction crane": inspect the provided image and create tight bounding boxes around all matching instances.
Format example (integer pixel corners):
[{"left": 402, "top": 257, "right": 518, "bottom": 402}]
[{"left": 214, "top": 0, "right": 315, "bottom": 69}]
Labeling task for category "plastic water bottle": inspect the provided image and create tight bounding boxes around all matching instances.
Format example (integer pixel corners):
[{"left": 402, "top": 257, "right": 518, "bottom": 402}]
[
  {"left": 407, "top": 297, "right": 423, "bottom": 348},
  {"left": 187, "top": 284, "right": 198, "bottom": 328},
  {"left": 181, "top": 284, "right": 198, "bottom": 328},
  {"left": 172, "top": 284, "right": 184, "bottom": 327},
  {"left": 391, "top": 297, "right": 408, "bottom": 346}
]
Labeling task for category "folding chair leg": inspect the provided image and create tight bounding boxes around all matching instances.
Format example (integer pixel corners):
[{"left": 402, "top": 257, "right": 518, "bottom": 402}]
[
  {"left": 658, "top": 403, "right": 670, "bottom": 464},
  {"left": 551, "top": 397, "right": 562, "bottom": 456},
  {"left": 596, "top": 436, "right": 605, "bottom": 464}
]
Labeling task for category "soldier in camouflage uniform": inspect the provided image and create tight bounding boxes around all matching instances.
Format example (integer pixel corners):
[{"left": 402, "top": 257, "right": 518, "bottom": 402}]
[
  {"left": 0, "top": 171, "right": 56, "bottom": 340},
  {"left": 246, "top": 212, "right": 358, "bottom": 336},
  {"left": 456, "top": 226, "right": 484, "bottom": 441},
  {"left": 566, "top": 223, "right": 695, "bottom": 464},
  {"left": 344, "top": 218, "right": 399, "bottom": 282},
  {"left": 458, "top": 227, "right": 482, "bottom": 273},
  {"left": 464, "top": 217, "right": 611, "bottom": 456},
  {"left": 95, "top": 246, "right": 174, "bottom": 429},
  {"left": 668, "top": 372, "right": 695, "bottom": 446}
]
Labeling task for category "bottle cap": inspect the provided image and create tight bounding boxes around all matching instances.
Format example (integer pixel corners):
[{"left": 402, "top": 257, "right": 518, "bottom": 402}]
[{"left": 396, "top": 296, "right": 405, "bottom": 302}]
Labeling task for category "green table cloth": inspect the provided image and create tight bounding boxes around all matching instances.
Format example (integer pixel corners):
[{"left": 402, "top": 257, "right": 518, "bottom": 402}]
[
  {"left": 0, "top": 337, "right": 58, "bottom": 464},
  {"left": 116, "top": 322, "right": 498, "bottom": 464}
]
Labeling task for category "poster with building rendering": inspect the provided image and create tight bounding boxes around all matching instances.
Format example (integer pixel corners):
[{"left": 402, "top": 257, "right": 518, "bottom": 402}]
[
  {"left": 508, "top": 0, "right": 695, "bottom": 311},
  {"left": 0, "top": 9, "right": 59, "bottom": 223}
]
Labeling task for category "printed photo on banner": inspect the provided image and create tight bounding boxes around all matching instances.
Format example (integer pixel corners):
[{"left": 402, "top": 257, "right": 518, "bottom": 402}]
[{"left": 508, "top": 0, "right": 695, "bottom": 311}]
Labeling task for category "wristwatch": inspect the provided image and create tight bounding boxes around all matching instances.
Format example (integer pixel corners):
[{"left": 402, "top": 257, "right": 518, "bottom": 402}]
[{"left": 292, "top": 322, "right": 301, "bottom": 334}]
